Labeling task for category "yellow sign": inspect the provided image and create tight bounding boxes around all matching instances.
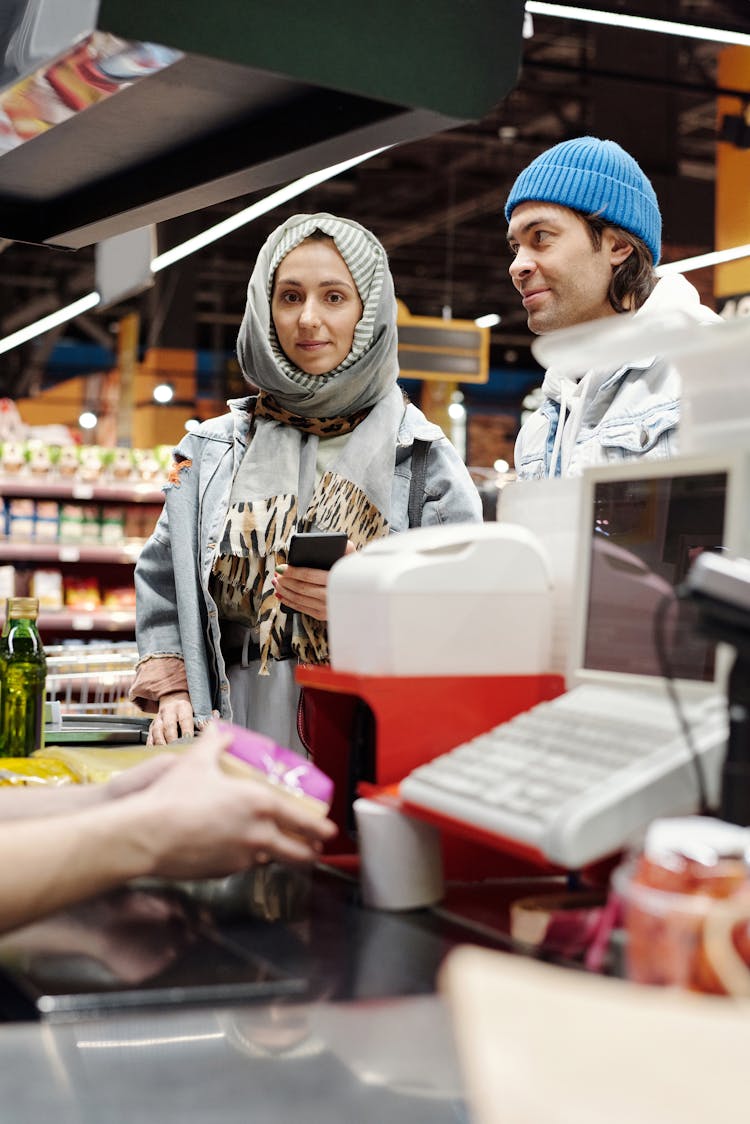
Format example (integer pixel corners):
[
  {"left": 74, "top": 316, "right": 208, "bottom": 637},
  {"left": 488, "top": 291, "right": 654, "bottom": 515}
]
[
  {"left": 396, "top": 300, "right": 489, "bottom": 383},
  {"left": 715, "top": 46, "right": 750, "bottom": 304}
]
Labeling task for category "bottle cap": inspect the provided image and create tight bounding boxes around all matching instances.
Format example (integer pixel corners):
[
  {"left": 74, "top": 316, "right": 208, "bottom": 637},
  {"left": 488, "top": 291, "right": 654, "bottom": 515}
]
[{"left": 6, "top": 597, "right": 40, "bottom": 619}]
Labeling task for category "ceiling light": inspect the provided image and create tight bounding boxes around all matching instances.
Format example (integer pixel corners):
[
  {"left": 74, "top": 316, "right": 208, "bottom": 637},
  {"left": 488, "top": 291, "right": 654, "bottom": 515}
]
[
  {"left": 150, "top": 146, "right": 390, "bottom": 273},
  {"left": 474, "top": 313, "right": 501, "bottom": 328},
  {"left": 525, "top": 2, "right": 750, "bottom": 47},
  {"left": 78, "top": 411, "right": 98, "bottom": 429},
  {"left": 0, "top": 148, "right": 389, "bottom": 357},
  {"left": 153, "top": 382, "right": 174, "bottom": 404},
  {"left": 0, "top": 291, "right": 101, "bottom": 355},
  {"left": 184, "top": 418, "right": 201, "bottom": 432},
  {"left": 657, "top": 244, "right": 750, "bottom": 276}
]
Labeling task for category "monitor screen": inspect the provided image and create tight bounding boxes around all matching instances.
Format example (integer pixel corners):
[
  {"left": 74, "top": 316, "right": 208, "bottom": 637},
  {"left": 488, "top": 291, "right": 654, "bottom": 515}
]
[{"left": 582, "top": 470, "right": 727, "bottom": 681}]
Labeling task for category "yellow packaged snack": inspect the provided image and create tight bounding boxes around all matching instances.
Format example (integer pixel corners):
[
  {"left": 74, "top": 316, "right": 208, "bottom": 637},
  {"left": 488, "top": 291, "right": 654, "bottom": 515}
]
[
  {"left": 34, "top": 745, "right": 168, "bottom": 783},
  {"left": 0, "top": 758, "right": 79, "bottom": 786}
]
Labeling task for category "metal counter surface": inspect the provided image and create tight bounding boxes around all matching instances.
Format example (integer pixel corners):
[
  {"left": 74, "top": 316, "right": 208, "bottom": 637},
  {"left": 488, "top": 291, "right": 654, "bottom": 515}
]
[
  {"left": 0, "top": 866, "right": 509, "bottom": 1121},
  {"left": 0, "top": 993, "right": 466, "bottom": 1123}
]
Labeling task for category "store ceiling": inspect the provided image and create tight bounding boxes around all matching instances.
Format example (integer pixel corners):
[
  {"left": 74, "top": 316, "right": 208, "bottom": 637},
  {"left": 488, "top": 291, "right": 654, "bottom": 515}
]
[{"left": 0, "top": 0, "right": 747, "bottom": 395}]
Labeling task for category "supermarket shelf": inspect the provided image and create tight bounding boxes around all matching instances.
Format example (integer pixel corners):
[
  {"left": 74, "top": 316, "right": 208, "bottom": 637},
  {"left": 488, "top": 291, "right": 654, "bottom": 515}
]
[
  {"left": 39, "top": 610, "right": 137, "bottom": 633},
  {"left": 0, "top": 541, "right": 143, "bottom": 564},
  {"left": 0, "top": 477, "right": 164, "bottom": 503}
]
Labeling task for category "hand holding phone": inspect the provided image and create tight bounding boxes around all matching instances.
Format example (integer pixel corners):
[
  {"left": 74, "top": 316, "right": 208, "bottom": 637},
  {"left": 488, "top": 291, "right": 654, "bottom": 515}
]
[
  {"left": 287, "top": 532, "right": 348, "bottom": 571},
  {"left": 275, "top": 533, "right": 349, "bottom": 619}
]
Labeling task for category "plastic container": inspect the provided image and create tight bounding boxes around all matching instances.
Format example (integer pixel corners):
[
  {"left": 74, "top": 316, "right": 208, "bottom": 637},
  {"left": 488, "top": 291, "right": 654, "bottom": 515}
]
[{"left": 612, "top": 817, "right": 750, "bottom": 996}]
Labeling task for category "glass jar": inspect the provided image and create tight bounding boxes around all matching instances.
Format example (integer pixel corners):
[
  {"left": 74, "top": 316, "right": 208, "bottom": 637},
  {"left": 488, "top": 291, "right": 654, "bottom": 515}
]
[{"left": 0, "top": 597, "right": 47, "bottom": 757}]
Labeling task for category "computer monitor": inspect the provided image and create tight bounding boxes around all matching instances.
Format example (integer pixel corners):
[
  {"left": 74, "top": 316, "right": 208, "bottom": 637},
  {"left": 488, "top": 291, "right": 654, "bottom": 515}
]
[{"left": 568, "top": 450, "right": 750, "bottom": 696}]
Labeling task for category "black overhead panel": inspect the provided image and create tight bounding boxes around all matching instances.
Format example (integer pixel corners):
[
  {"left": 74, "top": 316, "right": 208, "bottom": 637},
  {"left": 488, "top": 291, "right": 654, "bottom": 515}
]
[{"left": 0, "top": 0, "right": 526, "bottom": 248}]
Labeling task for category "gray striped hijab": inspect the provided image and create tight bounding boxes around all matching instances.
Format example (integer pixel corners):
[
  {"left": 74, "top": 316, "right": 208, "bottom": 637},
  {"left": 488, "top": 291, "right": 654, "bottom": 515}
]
[
  {"left": 236, "top": 212, "right": 399, "bottom": 417},
  {"left": 266, "top": 214, "right": 385, "bottom": 387}
]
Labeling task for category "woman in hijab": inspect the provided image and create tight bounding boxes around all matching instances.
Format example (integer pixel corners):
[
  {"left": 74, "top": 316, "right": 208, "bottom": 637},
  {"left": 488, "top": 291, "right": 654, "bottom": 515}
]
[{"left": 130, "top": 213, "right": 482, "bottom": 753}]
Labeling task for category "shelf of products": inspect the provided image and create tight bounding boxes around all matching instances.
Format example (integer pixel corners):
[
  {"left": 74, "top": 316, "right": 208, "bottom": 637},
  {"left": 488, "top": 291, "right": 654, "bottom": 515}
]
[
  {"left": 0, "top": 542, "right": 143, "bottom": 565},
  {"left": 0, "top": 479, "right": 164, "bottom": 503},
  {"left": 0, "top": 441, "right": 169, "bottom": 640}
]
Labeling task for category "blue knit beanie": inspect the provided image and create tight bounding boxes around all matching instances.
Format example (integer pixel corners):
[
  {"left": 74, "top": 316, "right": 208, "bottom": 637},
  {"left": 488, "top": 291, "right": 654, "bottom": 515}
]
[{"left": 504, "top": 136, "right": 662, "bottom": 265}]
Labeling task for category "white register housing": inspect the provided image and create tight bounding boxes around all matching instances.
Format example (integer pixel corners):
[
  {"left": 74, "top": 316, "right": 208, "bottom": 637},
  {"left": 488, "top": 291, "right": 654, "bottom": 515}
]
[{"left": 327, "top": 523, "right": 554, "bottom": 677}]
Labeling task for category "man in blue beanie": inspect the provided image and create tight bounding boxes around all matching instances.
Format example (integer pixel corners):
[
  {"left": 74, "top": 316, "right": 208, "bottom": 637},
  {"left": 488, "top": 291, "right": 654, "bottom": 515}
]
[{"left": 505, "top": 136, "right": 720, "bottom": 478}]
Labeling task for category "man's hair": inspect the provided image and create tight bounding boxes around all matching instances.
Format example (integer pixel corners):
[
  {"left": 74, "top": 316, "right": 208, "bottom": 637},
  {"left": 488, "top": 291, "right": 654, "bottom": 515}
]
[{"left": 581, "top": 213, "right": 658, "bottom": 313}]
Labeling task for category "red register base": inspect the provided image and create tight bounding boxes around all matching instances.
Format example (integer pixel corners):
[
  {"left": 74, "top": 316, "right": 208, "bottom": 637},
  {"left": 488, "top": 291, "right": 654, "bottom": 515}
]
[{"left": 295, "top": 665, "right": 566, "bottom": 878}]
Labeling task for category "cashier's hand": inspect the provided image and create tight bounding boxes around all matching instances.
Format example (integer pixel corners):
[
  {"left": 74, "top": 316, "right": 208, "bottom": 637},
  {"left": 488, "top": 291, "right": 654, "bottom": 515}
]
[
  {"left": 148, "top": 691, "right": 195, "bottom": 746},
  {"left": 271, "top": 540, "right": 355, "bottom": 621},
  {"left": 135, "top": 724, "right": 338, "bottom": 877}
]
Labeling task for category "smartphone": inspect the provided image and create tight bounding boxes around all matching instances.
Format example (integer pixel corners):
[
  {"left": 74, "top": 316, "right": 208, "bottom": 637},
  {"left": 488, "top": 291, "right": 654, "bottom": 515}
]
[{"left": 287, "top": 532, "right": 348, "bottom": 571}]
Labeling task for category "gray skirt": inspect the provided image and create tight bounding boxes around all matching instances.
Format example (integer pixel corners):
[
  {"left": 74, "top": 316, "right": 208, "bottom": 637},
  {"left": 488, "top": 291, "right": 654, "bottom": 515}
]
[{"left": 226, "top": 657, "right": 307, "bottom": 757}]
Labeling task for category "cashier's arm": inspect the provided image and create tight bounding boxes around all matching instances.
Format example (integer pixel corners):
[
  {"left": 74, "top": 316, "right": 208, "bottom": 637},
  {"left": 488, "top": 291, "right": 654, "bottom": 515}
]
[{"left": 0, "top": 726, "right": 336, "bottom": 934}]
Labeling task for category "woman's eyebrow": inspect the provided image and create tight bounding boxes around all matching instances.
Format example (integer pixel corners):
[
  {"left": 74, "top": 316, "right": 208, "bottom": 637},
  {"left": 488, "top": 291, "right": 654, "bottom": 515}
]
[{"left": 275, "top": 276, "right": 357, "bottom": 292}]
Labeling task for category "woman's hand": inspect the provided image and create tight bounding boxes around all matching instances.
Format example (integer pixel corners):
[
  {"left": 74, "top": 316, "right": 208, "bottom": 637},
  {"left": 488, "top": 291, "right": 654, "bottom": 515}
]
[
  {"left": 148, "top": 691, "right": 195, "bottom": 746},
  {"left": 271, "top": 541, "right": 355, "bottom": 621}
]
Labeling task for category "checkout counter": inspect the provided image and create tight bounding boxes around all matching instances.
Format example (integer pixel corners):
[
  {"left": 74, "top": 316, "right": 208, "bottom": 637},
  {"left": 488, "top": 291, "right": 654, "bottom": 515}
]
[
  {"left": 0, "top": 823, "right": 573, "bottom": 1121},
  {"left": 0, "top": 716, "right": 577, "bottom": 1121}
]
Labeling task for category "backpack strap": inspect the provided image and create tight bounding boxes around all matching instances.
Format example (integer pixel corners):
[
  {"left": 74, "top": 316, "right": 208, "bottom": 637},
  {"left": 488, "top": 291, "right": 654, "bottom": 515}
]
[{"left": 407, "top": 438, "right": 433, "bottom": 528}]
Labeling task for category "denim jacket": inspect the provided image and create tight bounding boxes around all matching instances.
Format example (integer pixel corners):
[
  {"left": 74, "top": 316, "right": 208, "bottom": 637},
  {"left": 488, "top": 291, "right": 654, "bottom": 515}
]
[
  {"left": 132, "top": 396, "right": 482, "bottom": 724},
  {"left": 514, "top": 274, "right": 721, "bottom": 480},
  {"left": 515, "top": 355, "right": 680, "bottom": 479}
]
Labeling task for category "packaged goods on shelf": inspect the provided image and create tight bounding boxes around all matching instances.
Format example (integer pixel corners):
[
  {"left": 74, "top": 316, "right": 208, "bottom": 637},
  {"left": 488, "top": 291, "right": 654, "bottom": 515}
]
[
  {"left": 108, "top": 447, "right": 136, "bottom": 481},
  {"left": 7, "top": 498, "right": 34, "bottom": 539},
  {"left": 59, "top": 503, "right": 84, "bottom": 543},
  {"left": 123, "top": 504, "right": 161, "bottom": 541},
  {"left": 63, "top": 575, "right": 100, "bottom": 611},
  {"left": 0, "top": 564, "right": 15, "bottom": 600},
  {"left": 0, "top": 495, "right": 6, "bottom": 537},
  {"left": 56, "top": 445, "right": 81, "bottom": 479},
  {"left": 101, "top": 585, "right": 136, "bottom": 610},
  {"left": 1, "top": 439, "right": 172, "bottom": 487},
  {"left": 35, "top": 500, "right": 60, "bottom": 542},
  {"left": 0, "top": 440, "right": 26, "bottom": 475},
  {"left": 100, "top": 505, "right": 126, "bottom": 545},
  {"left": 79, "top": 504, "right": 101, "bottom": 544},
  {"left": 77, "top": 446, "right": 106, "bottom": 484},
  {"left": 26, "top": 441, "right": 54, "bottom": 477},
  {"left": 30, "top": 569, "right": 64, "bottom": 610}
]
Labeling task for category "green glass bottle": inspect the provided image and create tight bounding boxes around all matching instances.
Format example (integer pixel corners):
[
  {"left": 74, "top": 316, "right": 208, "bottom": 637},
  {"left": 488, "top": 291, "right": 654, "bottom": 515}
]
[{"left": 0, "top": 597, "right": 47, "bottom": 757}]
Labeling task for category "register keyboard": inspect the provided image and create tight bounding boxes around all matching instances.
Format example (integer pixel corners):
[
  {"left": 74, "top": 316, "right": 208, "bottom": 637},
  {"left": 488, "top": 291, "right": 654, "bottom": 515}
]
[{"left": 399, "top": 684, "right": 728, "bottom": 869}]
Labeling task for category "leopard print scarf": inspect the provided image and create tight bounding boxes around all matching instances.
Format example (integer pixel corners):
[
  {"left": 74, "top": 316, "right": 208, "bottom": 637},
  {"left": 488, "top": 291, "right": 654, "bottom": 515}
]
[{"left": 254, "top": 390, "right": 371, "bottom": 436}]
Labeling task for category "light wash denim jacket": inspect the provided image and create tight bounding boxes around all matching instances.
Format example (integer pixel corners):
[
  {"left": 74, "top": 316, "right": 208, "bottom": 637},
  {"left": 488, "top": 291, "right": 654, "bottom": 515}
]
[
  {"left": 515, "top": 356, "right": 680, "bottom": 479},
  {"left": 133, "top": 396, "right": 482, "bottom": 724}
]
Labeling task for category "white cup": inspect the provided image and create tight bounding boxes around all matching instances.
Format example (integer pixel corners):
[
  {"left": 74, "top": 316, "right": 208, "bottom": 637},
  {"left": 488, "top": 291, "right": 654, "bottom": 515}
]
[{"left": 353, "top": 797, "right": 444, "bottom": 911}]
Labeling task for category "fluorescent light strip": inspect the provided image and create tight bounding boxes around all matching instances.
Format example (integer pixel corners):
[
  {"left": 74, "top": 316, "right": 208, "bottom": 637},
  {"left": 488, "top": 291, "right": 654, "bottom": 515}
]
[
  {"left": 657, "top": 243, "right": 750, "bottom": 276},
  {"left": 150, "top": 146, "right": 389, "bottom": 273},
  {"left": 525, "top": 2, "right": 750, "bottom": 47},
  {"left": 0, "top": 146, "right": 388, "bottom": 355},
  {"left": 0, "top": 290, "right": 100, "bottom": 355}
]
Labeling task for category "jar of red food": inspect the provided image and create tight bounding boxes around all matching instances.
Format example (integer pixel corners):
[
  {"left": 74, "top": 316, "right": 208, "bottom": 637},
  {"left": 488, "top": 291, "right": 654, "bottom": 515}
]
[{"left": 612, "top": 817, "right": 750, "bottom": 996}]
